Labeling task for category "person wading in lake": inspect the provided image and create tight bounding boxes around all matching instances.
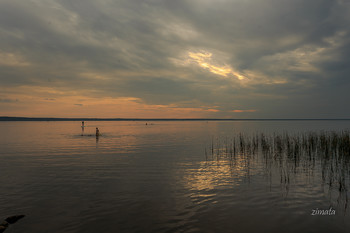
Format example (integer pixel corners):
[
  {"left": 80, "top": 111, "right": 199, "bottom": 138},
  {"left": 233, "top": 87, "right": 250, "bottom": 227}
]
[
  {"left": 96, "top": 127, "right": 100, "bottom": 137},
  {"left": 81, "top": 121, "right": 85, "bottom": 135}
]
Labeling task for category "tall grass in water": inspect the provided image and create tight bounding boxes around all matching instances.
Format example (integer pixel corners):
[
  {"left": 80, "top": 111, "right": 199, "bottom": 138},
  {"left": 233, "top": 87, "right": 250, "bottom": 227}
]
[{"left": 206, "top": 131, "right": 350, "bottom": 212}]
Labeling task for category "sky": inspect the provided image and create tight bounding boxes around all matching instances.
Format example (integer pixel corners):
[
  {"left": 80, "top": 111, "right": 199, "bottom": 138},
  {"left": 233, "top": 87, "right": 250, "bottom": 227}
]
[{"left": 1, "top": 0, "right": 350, "bottom": 118}]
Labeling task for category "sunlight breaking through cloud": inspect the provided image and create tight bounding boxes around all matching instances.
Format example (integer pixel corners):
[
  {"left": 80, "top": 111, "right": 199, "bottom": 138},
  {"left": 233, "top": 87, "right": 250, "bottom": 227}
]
[{"left": 188, "top": 52, "right": 246, "bottom": 80}]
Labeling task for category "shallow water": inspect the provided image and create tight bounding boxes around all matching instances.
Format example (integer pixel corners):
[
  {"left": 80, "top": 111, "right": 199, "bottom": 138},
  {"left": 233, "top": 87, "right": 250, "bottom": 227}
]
[{"left": 1, "top": 120, "right": 350, "bottom": 233}]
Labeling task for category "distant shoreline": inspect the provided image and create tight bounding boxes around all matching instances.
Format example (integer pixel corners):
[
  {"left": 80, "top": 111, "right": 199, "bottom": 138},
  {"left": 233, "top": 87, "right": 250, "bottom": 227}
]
[{"left": 1, "top": 117, "right": 350, "bottom": 121}]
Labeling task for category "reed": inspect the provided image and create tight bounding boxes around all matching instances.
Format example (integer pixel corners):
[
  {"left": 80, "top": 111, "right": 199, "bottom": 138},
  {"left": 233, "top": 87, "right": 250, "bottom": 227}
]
[{"left": 205, "top": 130, "right": 350, "bottom": 211}]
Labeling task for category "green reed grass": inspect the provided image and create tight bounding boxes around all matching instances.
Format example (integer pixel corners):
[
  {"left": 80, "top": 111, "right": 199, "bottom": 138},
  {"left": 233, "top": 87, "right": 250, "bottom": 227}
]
[{"left": 206, "top": 130, "right": 350, "bottom": 212}]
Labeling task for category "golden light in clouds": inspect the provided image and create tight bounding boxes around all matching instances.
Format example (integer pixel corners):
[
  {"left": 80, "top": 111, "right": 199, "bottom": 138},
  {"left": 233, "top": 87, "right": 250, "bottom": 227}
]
[
  {"left": 0, "top": 52, "right": 30, "bottom": 67},
  {"left": 231, "top": 110, "right": 257, "bottom": 113},
  {"left": 188, "top": 51, "right": 246, "bottom": 80}
]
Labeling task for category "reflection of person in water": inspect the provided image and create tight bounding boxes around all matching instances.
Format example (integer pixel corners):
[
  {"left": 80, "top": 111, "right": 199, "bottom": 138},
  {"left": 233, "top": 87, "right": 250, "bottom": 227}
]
[{"left": 96, "top": 127, "right": 100, "bottom": 137}]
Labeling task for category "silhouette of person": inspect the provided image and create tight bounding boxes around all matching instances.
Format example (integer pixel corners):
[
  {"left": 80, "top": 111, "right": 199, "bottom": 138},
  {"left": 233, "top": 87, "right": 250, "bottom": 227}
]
[
  {"left": 96, "top": 127, "right": 100, "bottom": 137},
  {"left": 81, "top": 121, "right": 85, "bottom": 136}
]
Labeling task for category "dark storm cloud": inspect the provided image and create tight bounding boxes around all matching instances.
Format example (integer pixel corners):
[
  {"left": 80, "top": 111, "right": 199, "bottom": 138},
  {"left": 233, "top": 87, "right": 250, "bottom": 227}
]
[{"left": 1, "top": 0, "right": 350, "bottom": 117}]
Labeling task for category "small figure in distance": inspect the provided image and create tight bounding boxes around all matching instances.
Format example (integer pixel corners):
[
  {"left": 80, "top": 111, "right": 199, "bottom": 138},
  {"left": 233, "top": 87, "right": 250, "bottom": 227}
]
[
  {"left": 96, "top": 127, "right": 100, "bottom": 137},
  {"left": 81, "top": 121, "right": 85, "bottom": 136}
]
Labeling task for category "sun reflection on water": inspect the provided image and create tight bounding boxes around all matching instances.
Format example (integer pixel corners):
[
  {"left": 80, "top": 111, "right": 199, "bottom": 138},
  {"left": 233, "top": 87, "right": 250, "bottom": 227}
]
[{"left": 183, "top": 153, "right": 256, "bottom": 195}]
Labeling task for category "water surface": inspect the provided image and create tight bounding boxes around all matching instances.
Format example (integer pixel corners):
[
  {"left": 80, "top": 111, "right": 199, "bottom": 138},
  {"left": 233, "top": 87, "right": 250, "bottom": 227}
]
[{"left": 1, "top": 120, "right": 350, "bottom": 233}]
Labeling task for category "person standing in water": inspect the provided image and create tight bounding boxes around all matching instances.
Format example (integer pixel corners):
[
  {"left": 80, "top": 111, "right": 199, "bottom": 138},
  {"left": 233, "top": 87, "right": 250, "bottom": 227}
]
[
  {"left": 96, "top": 127, "right": 100, "bottom": 137},
  {"left": 81, "top": 121, "right": 85, "bottom": 135}
]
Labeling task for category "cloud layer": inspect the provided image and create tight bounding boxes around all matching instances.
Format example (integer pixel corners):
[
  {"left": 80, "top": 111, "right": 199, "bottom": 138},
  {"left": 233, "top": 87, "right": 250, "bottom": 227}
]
[{"left": 1, "top": 0, "right": 350, "bottom": 118}]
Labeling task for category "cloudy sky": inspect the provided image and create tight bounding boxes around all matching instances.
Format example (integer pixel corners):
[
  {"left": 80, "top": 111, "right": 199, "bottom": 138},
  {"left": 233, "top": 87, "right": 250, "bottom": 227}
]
[{"left": 1, "top": 0, "right": 349, "bottom": 118}]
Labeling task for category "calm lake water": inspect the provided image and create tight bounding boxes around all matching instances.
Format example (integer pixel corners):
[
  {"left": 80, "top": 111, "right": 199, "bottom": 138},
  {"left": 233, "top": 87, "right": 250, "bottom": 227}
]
[{"left": 1, "top": 120, "right": 350, "bottom": 233}]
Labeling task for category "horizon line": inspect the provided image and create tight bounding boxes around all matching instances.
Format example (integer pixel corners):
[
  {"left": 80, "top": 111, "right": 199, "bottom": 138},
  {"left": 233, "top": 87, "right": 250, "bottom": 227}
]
[{"left": 1, "top": 116, "right": 350, "bottom": 121}]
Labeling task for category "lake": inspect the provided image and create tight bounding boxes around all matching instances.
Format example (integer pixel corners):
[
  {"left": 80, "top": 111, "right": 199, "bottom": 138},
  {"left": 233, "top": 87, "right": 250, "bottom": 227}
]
[{"left": 1, "top": 120, "right": 350, "bottom": 233}]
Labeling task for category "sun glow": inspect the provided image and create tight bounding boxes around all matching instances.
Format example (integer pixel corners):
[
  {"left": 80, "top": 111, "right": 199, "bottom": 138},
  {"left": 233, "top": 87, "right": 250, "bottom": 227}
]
[
  {"left": 0, "top": 86, "right": 222, "bottom": 118},
  {"left": 231, "top": 109, "right": 257, "bottom": 113},
  {"left": 188, "top": 51, "right": 246, "bottom": 80}
]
